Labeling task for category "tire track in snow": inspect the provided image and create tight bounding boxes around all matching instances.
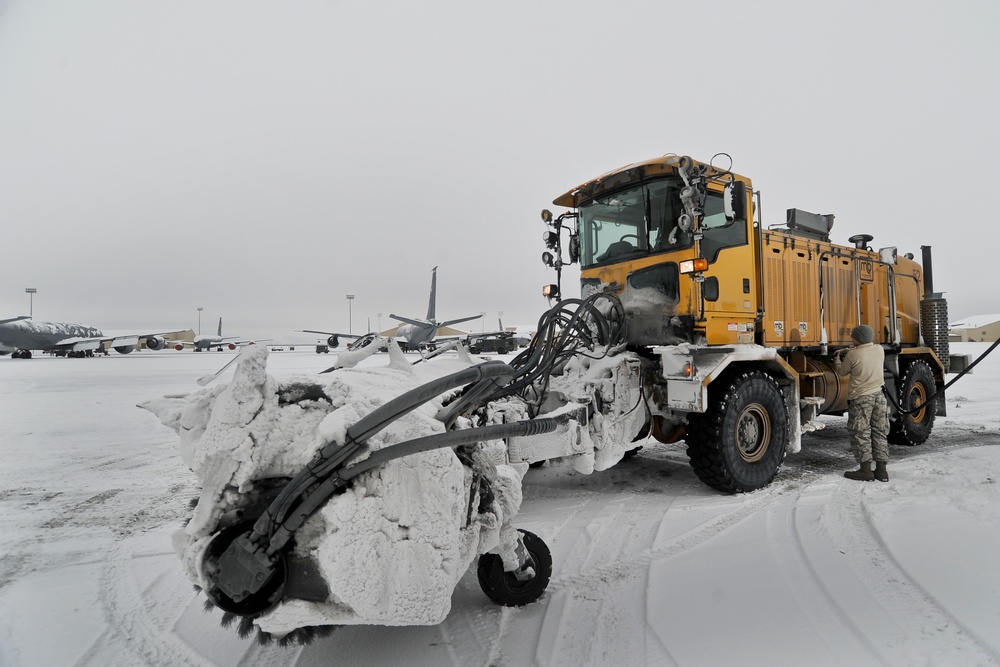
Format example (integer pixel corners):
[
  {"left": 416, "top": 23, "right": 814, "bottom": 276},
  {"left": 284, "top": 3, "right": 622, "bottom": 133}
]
[
  {"left": 488, "top": 433, "right": 1000, "bottom": 666},
  {"left": 86, "top": 538, "right": 303, "bottom": 667},
  {"left": 766, "top": 481, "right": 891, "bottom": 666},
  {"left": 80, "top": 541, "right": 208, "bottom": 666},
  {"left": 804, "top": 477, "right": 1000, "bottom": 665},
  {"left": 853, "top": 477, "right": 1000, "bottom": 664},
  {"left": 502, "top": 487, "right": 794, "bottom": 666}
]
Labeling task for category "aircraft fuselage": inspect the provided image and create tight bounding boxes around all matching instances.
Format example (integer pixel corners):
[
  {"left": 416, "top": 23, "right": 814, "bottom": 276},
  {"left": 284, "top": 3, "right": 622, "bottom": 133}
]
[{"left": 0, "top": 319, "right": 103, "bottom": 350}]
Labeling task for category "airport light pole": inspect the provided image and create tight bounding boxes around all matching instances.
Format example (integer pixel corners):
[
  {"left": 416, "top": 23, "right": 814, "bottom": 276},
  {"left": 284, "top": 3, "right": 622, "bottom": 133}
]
[
  {"left": 346, "top": 294, "right": 355, "bottom": 334},
  {"left": 25, "top": 288, "right": 36, "bottom": 318},
  {"left": 197, "top": 307, "right": 203, "bottom": 335},
  {"left": 377, "top": 312, "right": 382, "bottom": 334}
]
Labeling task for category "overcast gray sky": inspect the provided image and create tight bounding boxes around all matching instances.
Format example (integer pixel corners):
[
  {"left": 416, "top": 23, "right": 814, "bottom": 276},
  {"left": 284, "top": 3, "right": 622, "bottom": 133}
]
[{"left": 2, "top": 1, "right": 998, "bottom": 342}]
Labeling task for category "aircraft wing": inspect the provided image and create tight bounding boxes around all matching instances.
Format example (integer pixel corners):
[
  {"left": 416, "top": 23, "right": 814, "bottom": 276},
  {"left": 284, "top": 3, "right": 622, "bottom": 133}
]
[
  {"left": 439, "top": 314, "right": 484, "bottom": 328},
  {"left": 387, "top": 315, "right": 429, "bottom": 328},
  {"left": 296, "top": 330, "right": 363, "bottom": 339},
  {"left": 54, "top": 329, "right": 185, "bottom": 352},
  {"left": 170, "top": 338, "right": 272, "bottom": 348}
]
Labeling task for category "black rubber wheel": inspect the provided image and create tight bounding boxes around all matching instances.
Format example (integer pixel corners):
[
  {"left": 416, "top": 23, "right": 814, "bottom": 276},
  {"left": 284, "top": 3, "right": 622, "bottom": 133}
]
[
  {"left": 888, "top": 360, "right": 936, "bottom": 446},
  {"left": 477, "top": 529, "right": 552, "bottom": 607},
  {"left": 685, "top": 370, "right": 788, "bottom": 493}
]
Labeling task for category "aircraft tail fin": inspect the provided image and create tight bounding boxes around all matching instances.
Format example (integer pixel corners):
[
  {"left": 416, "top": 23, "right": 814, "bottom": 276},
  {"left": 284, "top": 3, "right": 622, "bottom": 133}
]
[
  {"left": 426, "top": 266, "right": 438, "bottom": 321},
  {"left": 218, "top": 317, "right": 223, "bottom": 337}
]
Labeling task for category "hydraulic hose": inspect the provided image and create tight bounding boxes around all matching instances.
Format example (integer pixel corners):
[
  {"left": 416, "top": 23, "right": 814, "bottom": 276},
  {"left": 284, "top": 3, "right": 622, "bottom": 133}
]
[
  {"left": 886, "top": 338, "right": 1000, "bottom": 415},
  {"left": 257, "top": 360, "right": 515, "bottom": 552},
  {"left": 339, "top": 417, "right": 563, "bottom": 481}
]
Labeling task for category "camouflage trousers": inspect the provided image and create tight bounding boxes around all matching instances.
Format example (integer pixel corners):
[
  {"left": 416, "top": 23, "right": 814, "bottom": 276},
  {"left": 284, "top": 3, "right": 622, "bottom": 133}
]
[{"left": 847, "top": 391, "right": 890, "bottom": 464}]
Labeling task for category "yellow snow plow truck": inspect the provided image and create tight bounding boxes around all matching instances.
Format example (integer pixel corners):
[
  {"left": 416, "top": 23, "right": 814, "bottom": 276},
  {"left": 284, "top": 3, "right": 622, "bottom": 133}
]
[
  {"left": 148, "top": 153, "right": 962, "bottom": 640},
  {"left": 537, "top": 153, "right": 954, "bottom": 493}
]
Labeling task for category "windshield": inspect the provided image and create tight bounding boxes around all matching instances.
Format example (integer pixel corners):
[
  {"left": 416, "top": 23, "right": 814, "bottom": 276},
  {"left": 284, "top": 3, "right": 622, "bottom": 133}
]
[
  {"left": 578, "top": 178, "right": 692, "bottom": 267},
  {"left": 577, "top": 177, "right": 746, "bottom": 268}
]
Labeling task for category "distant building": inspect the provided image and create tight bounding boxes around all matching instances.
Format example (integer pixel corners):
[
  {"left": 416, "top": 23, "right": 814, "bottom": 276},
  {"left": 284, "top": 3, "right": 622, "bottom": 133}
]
[{"left": 949, "top": 315, "right": 1000, "bottom": 342}]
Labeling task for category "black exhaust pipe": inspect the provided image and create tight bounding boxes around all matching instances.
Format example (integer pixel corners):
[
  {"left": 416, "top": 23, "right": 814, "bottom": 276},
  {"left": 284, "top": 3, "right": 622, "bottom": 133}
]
[{"left": 921, "top": 245, "right": 935, "bottom": 298}]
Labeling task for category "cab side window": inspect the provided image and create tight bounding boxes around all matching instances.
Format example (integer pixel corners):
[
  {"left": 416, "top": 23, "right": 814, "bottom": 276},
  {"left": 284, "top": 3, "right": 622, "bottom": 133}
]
[{"left": 701, "top": 191, "right": 747, "bottom": 264}]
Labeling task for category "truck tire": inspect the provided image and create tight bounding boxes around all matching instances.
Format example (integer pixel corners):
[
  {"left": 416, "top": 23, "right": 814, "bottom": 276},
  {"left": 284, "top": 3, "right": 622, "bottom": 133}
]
[
  {"left": 685, "top": 370, "right": 788, "bottom": 493},
  {"left": 477, "top": 530, "right": 552, "bottom": 607},
  {"left": 888, "top": 359, "right": 935, "bottom": 446}
]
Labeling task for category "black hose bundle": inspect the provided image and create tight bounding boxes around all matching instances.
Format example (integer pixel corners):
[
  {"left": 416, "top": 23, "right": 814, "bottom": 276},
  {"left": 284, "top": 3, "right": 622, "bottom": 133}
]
[{"left": 491, "top": 293, "right": 627, "bottom": 415}]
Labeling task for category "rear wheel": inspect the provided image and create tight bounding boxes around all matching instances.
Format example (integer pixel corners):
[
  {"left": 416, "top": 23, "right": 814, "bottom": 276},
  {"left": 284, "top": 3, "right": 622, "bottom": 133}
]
[
  {"left": 686, "top": 370, "right": 788, "bottom": 493},
  {"left": 888, "top": 360, "right": 936, "bottom": 446}
]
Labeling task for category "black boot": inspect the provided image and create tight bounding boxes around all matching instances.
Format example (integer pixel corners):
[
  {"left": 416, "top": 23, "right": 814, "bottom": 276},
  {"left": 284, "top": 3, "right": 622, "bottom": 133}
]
[
  {"left": 845, "top": 460, "right": 874, "bottom": 481},
  {"left": 874, "top": 461, "right": 889, "bottom": 482}
]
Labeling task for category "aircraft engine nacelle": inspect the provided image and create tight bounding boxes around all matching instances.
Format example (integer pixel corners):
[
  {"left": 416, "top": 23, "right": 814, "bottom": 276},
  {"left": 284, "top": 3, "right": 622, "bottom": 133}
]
[
  {"left": 327, "top": 335, "right": 340, "bottom": 348},
  {"left": 175, "top": 343, "right": 185, "bottom": 351},
  {"left": 228, "top": 342, "right": 237, "bottom": 350},
  {"left": 145, "top": 336, "right": 167, "bottom": 351},
  {"left": 114, "top": 345, "right": 134, "bottom": 355}
]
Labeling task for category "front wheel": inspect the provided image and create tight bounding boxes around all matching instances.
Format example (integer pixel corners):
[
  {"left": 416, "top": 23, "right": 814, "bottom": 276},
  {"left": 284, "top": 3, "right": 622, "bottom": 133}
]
[
  {"left": 888, "top": 360, "right": 936, "bottom": 446},
  {"left": 477, "top": 530, "right": 552, "bottom": 607},
  {"left": 686, "top": 370, "right": 788, "bottom": 493}
]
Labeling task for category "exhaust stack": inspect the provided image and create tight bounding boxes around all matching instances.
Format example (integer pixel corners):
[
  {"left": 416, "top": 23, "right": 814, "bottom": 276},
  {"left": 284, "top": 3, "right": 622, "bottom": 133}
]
[{"left": 919, "top": 245, "right": 950, "bottom": 373}]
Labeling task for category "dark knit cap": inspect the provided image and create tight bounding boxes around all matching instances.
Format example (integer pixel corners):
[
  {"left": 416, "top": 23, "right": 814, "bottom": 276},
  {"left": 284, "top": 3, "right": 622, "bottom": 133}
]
[{"left": 851, "top": 325, "right": 874, "bottom": 344}]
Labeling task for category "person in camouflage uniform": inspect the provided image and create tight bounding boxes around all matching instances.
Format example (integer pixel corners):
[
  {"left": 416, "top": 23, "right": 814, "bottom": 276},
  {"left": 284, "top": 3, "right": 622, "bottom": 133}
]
[{"left": 834, "top": 325, "right": 890, "bottom": 482}]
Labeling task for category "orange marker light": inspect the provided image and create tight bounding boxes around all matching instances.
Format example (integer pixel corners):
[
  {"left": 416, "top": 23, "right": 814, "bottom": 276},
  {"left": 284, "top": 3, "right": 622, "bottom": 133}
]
[{"left": 679, "top": 258, "right": 709, "bottom": 274}]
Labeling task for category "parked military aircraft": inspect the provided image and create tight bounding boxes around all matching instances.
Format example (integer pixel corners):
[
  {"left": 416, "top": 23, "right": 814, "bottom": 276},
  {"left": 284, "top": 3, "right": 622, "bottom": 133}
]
[
  {"left": 0, "top": 316, "right": 179, "bottom": 359},
  {"left": 300, "top": 267, "right": 481, "bottom": 353},
  {"left": 170, "top": 317, "right": 266, "bottom": 351},
  {"left": 389, "top": 267, "right": 483, "bottom": 351}
]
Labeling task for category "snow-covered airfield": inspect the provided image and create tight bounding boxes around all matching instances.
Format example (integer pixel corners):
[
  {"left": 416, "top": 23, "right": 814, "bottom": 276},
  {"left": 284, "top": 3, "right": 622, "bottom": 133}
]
[{"left": 2, "top": 343, "right": 999, "bottom": 666}]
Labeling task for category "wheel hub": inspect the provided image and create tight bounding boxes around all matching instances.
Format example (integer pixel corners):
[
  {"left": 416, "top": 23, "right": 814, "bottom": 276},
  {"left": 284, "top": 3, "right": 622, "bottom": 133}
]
[
  {"left": 909, "top": 384, "right": 928, "bottom": 421},
  {"left": 736, "top": 404, "right": 770, "bottom": 463}
]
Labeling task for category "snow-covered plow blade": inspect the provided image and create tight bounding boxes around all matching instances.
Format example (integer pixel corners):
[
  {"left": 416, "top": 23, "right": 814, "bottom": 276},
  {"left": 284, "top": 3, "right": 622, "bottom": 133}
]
[{"left": 142, "top": 295, "right": 643, "bottom": 641}]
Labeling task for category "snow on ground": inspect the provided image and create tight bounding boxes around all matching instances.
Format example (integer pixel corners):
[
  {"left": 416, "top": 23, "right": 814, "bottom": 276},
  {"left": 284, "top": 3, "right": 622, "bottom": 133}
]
[{"left": 1, "top": 343, "right": 999, "bottom": 666}]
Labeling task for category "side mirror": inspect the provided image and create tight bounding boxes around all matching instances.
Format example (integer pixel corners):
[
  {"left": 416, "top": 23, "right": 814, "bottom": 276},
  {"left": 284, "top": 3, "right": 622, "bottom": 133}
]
[
  {"left": 703, "top": 276, "right": 720, "bottom": 302},
  {"left": 541, "top": 209, "right": 553, "bottom": 224},
  {"left": 568, "top": 233, "right": 580, "bottom": 263},
  {"left": 724, "top": 180, "right": 747, "bottom": 222}
]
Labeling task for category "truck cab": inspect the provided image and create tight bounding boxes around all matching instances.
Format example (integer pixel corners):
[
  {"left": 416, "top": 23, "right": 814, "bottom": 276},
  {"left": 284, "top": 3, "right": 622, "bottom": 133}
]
[{"left": 547, "top": 155, "right": 758, "bottom": 348}]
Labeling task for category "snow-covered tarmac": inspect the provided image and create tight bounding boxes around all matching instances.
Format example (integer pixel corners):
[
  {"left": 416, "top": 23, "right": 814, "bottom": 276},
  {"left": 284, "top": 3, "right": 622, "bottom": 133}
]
[{"left": 2, "top": 344, "right": 999, "bottom": 666}]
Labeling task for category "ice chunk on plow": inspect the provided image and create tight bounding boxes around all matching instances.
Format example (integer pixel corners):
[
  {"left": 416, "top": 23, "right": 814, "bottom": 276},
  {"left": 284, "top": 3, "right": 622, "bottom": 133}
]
[{"left": 142, "top": 345, "right": 542, "bottom": 636}]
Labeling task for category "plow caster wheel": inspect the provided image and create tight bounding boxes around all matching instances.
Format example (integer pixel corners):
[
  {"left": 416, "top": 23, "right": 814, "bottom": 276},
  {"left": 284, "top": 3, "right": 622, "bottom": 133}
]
[{"left": 477, "top": 529, "right": 552, "bottom": 607}]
